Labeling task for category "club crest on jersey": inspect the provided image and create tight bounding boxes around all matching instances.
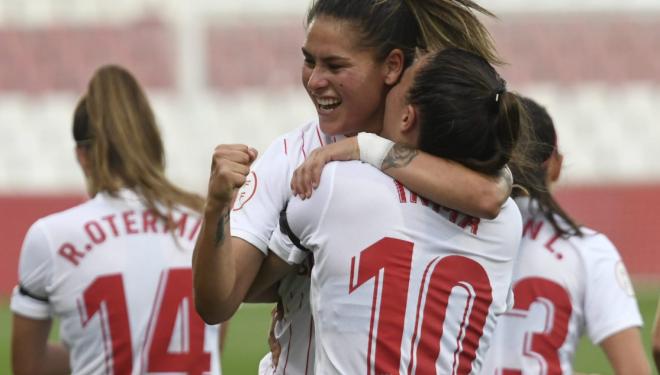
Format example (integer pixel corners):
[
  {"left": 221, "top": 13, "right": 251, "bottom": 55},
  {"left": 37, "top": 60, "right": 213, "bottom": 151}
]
[
  {"left": 615, "top": 260, "right": 635, "bottom": 297},
  {"left": 233, "top": 171, "right": 258, "bottom": 211}
]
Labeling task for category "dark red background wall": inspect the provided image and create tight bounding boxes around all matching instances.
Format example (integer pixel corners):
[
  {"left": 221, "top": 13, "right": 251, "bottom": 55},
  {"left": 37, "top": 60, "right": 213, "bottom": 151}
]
[
  {"left": 1, "top": 185, "right": 659, "bottom": 296},
  {"left": 1, "top": 194, "right": 86, "bottom": 296},
  {"left": 555, "top": 184, "right": 660, "bottom": 279}
]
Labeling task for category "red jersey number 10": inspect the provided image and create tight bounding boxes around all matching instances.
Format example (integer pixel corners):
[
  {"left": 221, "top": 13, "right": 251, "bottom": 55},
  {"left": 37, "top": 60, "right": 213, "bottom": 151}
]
[
  {"left": 79, "top": 268, "right": 211, "bottom": 375},
  {"left": 349, "top": 237, "right": 493, "bottom": 375}
]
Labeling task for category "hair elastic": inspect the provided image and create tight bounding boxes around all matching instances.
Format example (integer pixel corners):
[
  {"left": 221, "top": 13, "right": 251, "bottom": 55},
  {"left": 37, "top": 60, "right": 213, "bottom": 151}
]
[{"left": 494, "top": 80, "right": 507, "bottom": 103}]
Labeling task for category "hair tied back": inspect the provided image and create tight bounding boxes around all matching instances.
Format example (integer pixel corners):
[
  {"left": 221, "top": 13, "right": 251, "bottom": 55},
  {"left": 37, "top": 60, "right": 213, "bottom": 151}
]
[{"left": 494, "top": 79, "right": 507, "bottom": 103}]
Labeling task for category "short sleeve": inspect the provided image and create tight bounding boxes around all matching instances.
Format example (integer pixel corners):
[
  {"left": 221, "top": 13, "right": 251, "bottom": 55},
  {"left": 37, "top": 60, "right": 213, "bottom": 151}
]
[
  {"left": 231, "top": 136, "right": 293, "bottom": 255},
  {"left": 10, "top": 221, "right": 54, "bottom": 319},
  {"left": 581, "top": 234, "right": 643, "bottom": 344},
  {"left": 268, "top": 163, "right": 337, "bottom": 264},
  {"left": 268, "top": 222, "right": 309, "bottom": 266}
]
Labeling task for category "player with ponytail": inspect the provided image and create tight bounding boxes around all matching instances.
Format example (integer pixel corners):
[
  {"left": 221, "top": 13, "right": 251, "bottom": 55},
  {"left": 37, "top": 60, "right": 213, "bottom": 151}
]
[
  {"left": 74, "top": 65, "right": 203, "bottom": 216},
  {"left": 194, "top": 0, "right": 514, "bottom": 372},
  {"left": 249, "top": 48, "right": 528, "bottom": 373},
  {"left": 11, "top": 65, "right": 223, "bottom": 375},
  {"left": 480, "top": 97, "right": 650, "bottom": 374}
]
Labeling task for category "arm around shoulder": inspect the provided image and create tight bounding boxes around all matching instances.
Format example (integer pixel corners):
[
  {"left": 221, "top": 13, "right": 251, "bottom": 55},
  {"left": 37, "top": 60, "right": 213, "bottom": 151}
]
[
  {"left": 381, "top": 144, "right": 511, "bottom": 219},
  {"left": 291, "top": 135, "right": 511, "bottom": 218}
]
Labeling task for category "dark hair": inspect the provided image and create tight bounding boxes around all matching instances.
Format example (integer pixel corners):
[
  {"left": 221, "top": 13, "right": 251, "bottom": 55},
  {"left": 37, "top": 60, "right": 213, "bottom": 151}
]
[
  {"left": 306, "top": 0, "right": 501, "bottom": 70},
  {"left": 510, "top": 97, "right": 583, "bottom": 237},
  {"left": 73, "top": 65, "right": 204, "bottom": 217},
  {"left": 409, "top": 48, "right": 523, "bottom": 176}
]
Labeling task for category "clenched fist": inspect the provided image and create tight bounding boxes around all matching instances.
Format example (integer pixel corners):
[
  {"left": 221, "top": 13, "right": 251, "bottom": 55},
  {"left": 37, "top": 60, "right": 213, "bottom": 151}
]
[{"left": 207, "top": 144, "right": 258, "bottom": 208}]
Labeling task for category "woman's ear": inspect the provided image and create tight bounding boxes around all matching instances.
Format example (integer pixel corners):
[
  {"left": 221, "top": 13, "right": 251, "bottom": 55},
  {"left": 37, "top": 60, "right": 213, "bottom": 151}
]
[
  {"left": 75, "top": 146, "right": 91, "bottom": 178},
  {"left": 383, "top": 49, "right": 405, "bottom": 85},
  {"left": 401, "top": 104, "right": 417, "bottom": 133},
  {"left": 547, "top": 151, "right": 563, "bottom": 183}
]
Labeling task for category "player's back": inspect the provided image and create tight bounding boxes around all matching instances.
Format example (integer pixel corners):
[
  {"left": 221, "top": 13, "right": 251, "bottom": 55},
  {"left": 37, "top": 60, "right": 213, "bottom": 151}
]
[
  {"left": 480, "top": 197, "right": 642, "bottom": 374},
  {"left": 274, "top": 161, "right": 522, "bottom": 374},
  {"left": 11, "top": 189, "right": 220, "bottom": 375}
]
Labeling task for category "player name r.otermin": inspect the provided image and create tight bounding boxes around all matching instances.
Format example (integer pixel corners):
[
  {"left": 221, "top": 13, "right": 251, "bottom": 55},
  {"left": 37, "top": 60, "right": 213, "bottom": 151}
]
[{"left": 57, "top": 209, "right": 201, "bottom": 266}]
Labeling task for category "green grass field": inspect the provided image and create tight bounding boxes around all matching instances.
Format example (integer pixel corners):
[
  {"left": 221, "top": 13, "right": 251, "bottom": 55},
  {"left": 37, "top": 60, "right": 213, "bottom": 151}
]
[{"left": 2, "top": 285, "right": 658, "bottom": 374}]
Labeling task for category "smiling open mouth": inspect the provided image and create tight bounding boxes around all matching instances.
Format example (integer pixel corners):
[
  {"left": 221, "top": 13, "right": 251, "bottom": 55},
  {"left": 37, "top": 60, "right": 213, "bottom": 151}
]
[{"left": 316, "top": 97, "right": 342, "bottom": 111}]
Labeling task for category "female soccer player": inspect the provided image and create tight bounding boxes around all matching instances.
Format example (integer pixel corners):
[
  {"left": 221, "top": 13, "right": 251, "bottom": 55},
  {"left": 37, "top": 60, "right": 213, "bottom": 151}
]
[
  {"left": 10, "top": 65, "right": 223, "bottom": 375},
  {"left": 193, "top": 0, "right": 509, "bottom": 372},
  {"left": 479, "top": 97, "right": 650, "bottom": 374},
  {"left": 252, "top": 47, "right": 527, "bottom": 374}
]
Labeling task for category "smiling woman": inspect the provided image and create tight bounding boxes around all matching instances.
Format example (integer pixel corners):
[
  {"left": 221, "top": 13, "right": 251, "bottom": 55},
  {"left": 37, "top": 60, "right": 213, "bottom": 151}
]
[
  {"left": 192, "top": 1, "right": 514, "bottom": 374},
  {"left": 302, "top": 16, "right": 392, "bottom": 136}
]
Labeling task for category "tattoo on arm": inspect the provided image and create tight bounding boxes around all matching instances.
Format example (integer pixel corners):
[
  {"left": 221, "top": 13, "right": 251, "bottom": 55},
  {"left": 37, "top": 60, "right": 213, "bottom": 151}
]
[
  {"left": 214, "top": 211, "right": 231, "bottom": 246},
  {"left": 381, "top": 143, "right": 418, "bottom": 171}
]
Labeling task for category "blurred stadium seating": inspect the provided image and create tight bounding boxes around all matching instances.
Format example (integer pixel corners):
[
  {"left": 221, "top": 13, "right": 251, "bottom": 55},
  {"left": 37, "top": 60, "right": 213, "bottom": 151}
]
[{"left": 0, "top": 0, "right": 659, "bottom": 294}]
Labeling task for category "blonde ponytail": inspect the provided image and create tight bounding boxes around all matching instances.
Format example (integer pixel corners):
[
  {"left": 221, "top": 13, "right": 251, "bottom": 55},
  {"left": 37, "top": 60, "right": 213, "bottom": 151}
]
[
  {"left": 405, "top": 0, "right": 503, "bottom": 65},
  {"left": 74, "top": 65, "right": 204, "bottom": 217}
]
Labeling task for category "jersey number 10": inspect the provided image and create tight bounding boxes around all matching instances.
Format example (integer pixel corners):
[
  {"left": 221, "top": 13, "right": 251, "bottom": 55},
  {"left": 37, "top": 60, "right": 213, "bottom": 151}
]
[
  {"left": 350, "top": 237, "right": 492, "bottom": 374},
  {"left": 79, "top": 268, "right": 210, "bottom": 375}
]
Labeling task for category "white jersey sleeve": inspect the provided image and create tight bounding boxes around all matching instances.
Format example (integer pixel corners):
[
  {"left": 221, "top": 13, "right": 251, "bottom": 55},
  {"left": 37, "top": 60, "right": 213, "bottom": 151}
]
[
  {"left": 268, "top": 163, "right": 336, "bottom": 265},
  {"left": 10, "top": 220, "right": 54, "bottom": 319},
  {"left": 579, "top": 233, "right": 643, "bottom": 344},
  {"left": 231, "top": 135, "right": 294, "bottom": 255},
  {"left": 268, "top": 226, "right": 309, "bottom": 266}
]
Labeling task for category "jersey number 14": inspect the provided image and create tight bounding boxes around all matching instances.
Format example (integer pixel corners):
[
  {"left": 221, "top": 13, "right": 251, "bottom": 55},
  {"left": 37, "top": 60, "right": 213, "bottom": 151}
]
[{"left": 78, "top": 268, "right": 210, "bottom": 375}]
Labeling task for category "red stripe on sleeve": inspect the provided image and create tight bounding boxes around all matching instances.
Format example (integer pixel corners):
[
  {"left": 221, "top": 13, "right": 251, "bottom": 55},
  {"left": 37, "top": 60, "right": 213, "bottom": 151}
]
[{"left": 315, "top": 126, "right": 325, "bottom": 147}]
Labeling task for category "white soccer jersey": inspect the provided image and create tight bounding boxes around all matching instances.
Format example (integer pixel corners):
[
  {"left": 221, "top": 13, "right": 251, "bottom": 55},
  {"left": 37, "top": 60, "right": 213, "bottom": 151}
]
[
  {"left": 258, "top": 272, "right": 315, "bottom": 375},
  {"left": 232, "top": 119, "right": 340, "bottom": 374},
  {"left": 10, "top": 189, "right": 221, "bottom": 375},
  {"left": 480, "top": 197, "right": 643, "bottom": 375},
  {"left": 269, "top": 161, "right": 522, "bottom": 375}
]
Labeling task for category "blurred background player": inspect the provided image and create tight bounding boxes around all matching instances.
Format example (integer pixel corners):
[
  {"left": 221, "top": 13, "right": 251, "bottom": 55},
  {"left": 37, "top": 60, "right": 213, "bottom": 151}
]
[
  {"left": 10, "top": 65, "right": 224, "bottom": 375},
  {"left": 479, "top": 97, "right": 650, "bottom": 374},
  {"left": 252, "top": 47, "right": 526, "bottom": 374},
  {"left": 193, "top": 0, "right": 512, "bottom": 373}
]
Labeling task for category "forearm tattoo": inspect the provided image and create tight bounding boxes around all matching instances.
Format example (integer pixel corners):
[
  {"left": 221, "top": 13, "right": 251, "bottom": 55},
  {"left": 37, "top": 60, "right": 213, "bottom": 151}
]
[
  {"left": 214, "top": 210, "right": 231, "bottom": 246},
  {"left": 381, "top": 143, "right": 418, "bottom": 171}
]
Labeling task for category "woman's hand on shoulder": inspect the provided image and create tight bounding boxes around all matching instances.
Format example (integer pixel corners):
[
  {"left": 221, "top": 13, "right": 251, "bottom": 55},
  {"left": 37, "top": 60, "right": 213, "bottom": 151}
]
[{"left": 291, "top": 137, "right": 359, "bottom": 199}]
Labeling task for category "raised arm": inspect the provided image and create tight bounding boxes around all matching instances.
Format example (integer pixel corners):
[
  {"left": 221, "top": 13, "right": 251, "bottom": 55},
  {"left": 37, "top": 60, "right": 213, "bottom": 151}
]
[
  {"left": 291, "top": 136, "right": 511, "bottom": 219},
  {"left": 192, "top": 144, "right": 265, "bottom": 324}
]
